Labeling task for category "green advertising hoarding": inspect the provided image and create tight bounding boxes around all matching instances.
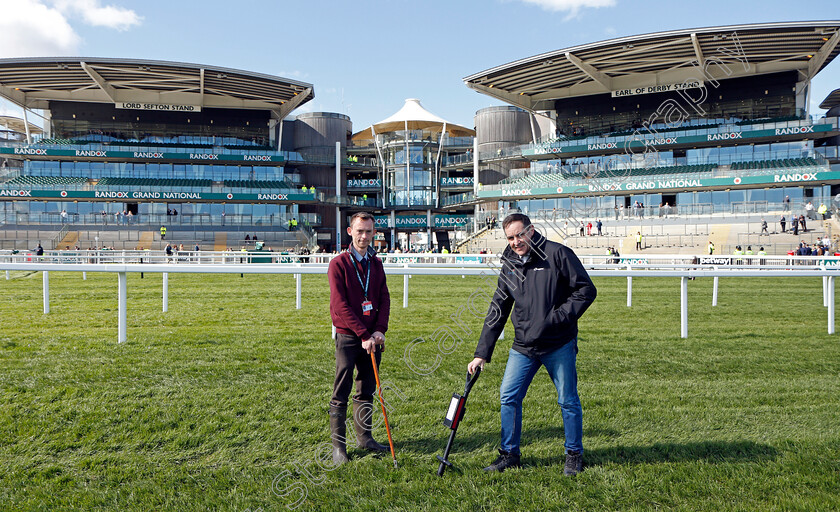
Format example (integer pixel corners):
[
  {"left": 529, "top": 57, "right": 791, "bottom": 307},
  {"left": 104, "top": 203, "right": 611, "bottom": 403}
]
[
  {"left": 478, "top": 170, "right": 840, "bottom": 199},
  {"left": 522, "top": 123, "right": 835, "bottom": 157},
  {"left": 0, "top": 147, "right": 283, "bottom": 163},
  {"left": 373, "top": 214, "right": 470, "bottom": 229},
  {"left": 0, "top": 188, "right": 314, "bottom": 202}
]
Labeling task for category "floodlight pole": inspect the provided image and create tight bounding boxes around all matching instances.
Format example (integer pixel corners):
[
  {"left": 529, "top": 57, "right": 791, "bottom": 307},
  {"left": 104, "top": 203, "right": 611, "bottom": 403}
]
[{"left": 336, "top": 141, "right": 341, "bottom": 252}]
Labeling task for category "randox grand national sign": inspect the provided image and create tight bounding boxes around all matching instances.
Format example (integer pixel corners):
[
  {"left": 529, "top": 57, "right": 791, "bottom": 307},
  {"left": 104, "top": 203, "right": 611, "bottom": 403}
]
[
  {"left": 0, "top": 188, "right": 315, "bottom": 202},
  {"left": 522, "top": 123, "right": 835, "bottom": 157},
  {"left": 478, "top": 170, "right": 840, "bottom": 199}
]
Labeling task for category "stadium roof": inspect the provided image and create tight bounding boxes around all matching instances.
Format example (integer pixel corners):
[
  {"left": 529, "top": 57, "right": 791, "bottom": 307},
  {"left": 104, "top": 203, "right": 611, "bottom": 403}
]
[
  {"left": 464, "top": 21, "right": 840, "bottom": 111},
  {"left": 820, "top": 88, "right": 840, "bottom": 110},
  {"left": 0, "top": 57, "right": 314, "bottom": 119},
  {"left": 352, "top": 98, "right": 475, "bottom": 141},
  {"left": 0, "top": 116, "right": 43, "bottom": 135}
]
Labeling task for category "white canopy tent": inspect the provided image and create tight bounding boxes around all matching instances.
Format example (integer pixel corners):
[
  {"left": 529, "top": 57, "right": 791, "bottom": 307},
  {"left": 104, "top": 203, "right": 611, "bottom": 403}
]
[{"left": 352, "top": 98, "right": 474, "bottom": 141}]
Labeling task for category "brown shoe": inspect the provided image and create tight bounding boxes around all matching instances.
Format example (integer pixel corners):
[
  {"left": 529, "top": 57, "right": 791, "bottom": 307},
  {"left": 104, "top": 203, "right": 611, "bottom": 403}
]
[
  {"left": 329, "top": 404, "right": 350, "bottom": 464},
  {"left": 352, "top": 399, "right": 387, "bottom": 452}
]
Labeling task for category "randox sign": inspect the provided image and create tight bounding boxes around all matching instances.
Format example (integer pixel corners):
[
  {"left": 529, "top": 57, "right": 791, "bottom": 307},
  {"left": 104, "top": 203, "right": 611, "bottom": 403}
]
[
  {"left": 478, "top": 170, "right": 840, "bottom": 199},
  {"left": 0, "top": 189, "right": 315, "bottom": 202},
  {"left": 0, "top": 146, "right": 282, "bottom": 164},
  {"left": 373, "top": 215, "right": 471, "bottom": 229},
  {"left": 522, "top": 123, "right": 835, "bottom": 157}
]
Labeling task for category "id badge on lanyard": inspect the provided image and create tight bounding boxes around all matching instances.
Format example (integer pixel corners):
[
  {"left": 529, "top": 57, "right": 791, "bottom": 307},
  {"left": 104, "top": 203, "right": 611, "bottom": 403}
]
[{"left": 352, "top": 254, "right": 373, "bottom": 316}]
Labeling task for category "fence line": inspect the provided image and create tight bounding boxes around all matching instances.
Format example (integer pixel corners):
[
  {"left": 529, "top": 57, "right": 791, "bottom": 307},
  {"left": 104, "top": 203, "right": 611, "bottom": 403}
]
[{"left": 2, "top": 260, "right": 837, "bottom": 344}]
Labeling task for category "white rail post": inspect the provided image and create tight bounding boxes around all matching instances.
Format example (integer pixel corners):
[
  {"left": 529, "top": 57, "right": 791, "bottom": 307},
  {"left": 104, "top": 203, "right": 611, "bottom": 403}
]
[
  {"left": 823, "top": 266, "right": 828, "bottom": 307},
  {"left": 331, "top": 324, "right": 336, "bottom": 340},
  {"left": 82, "top": 271, "right": 86, "bottom": 280},
  {"left": 829, "top": 275, "right": 835, "bottom": 335},
  {"left": 712, "top": 266, "right": 719, "bottom": 307},
  {"left": 5, "top": 270, "right": 9, "bottom": 280},
  {"left": 680, "top": 276, "right": 688, "bottom": 339},
  {"left": 295, "top": 272, "right": 302, "bottom": 310},
  {"left": 163, "top": 272, "right": 169, "bottom": 312},
  {"left": 118, "top": 271, "right": 127, "bottom": 343},
  {"left": 403, "top": 263, "right": 409, "bottom": 308},
  {"left": 626, "top": 264, "right": 632, "bottom": 307},
  {"left": 43, "top": 271, "right": 49, "bottom": 314}
]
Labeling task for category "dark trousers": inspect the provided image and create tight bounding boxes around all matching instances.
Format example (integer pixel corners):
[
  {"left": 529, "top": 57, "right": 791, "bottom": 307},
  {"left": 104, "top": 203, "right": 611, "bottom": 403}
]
[{"left": 331, "top": 333, "right": 381, "bottom": 407}]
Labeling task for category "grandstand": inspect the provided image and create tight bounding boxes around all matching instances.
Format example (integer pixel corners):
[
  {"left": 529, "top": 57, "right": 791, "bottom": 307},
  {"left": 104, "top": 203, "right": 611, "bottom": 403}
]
[
  {"left": 2, "top": 23, "right": 840, "bottom": 255},
  {"left": 446, "top": 21, "right": 840, "bottom": 256}
]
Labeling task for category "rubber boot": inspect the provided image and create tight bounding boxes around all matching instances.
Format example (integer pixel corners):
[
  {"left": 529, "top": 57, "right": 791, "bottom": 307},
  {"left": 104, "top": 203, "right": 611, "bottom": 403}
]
[
  {"left": 329, "top": 404, "right": 350, "bottom": 465},
  {"left": 352, "top": 398, "right": 388, "bottom": 452}
]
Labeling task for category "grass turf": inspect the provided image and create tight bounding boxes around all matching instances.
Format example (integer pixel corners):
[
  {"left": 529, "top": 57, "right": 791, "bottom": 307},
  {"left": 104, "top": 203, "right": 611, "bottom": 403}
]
[{"left": 0, "top": 270, "right": 838, "bottom": 511}]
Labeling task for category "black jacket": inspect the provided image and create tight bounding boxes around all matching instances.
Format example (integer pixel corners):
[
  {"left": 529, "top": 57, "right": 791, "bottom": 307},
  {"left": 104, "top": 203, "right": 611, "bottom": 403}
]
[{"left": 474, "top": 231, "right": 597, "bottom": 363}]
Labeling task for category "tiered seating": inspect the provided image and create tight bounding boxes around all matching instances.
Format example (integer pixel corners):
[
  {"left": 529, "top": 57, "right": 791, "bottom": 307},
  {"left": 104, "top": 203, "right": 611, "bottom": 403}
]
[
  {"left": 731, "top": 157, "right": 819, "bottom": 170},
  {"left": 626, "top": 163, "right": 716, "bottom": 176},
  {"left": 6, "top": 175, "right": 88, "bottom": 185},
  {"left": 104, "top": 141, "right": 214, "bottom": 149},
  {"left": 223, "top": 144, "right": 275, "bottom": 151},
  {"left": 735, "top": 114, "right": 802, "bottom": 126},
  {"left": 97, "top": 177, "right": 213, "bottom": 188},
  {"left": 223, "top": 179, "right": 302, "bottom": 190},
  {"left": 502, "top": 163, "right": 717, "bottom": 189},
  {"left": 35, "top": 138, "right": 86, "bottom": 145}
]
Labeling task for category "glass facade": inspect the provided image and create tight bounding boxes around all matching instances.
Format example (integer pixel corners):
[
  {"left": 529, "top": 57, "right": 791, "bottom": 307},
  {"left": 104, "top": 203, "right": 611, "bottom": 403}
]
[
  {"left": 23, "top": 161, "right": 286, "bottom": 182},
  {"left": 381, "top": 130, "right": 439, "bottom": 207},
  {"left": 510, "top": 185, "right": 833, "bottom": 217}
]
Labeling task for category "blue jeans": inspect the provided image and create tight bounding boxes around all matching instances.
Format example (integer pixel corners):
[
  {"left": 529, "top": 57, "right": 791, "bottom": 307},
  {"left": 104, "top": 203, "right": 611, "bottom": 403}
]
[{"left": 499, "top": 341, "right": 582, "bottom": 455}]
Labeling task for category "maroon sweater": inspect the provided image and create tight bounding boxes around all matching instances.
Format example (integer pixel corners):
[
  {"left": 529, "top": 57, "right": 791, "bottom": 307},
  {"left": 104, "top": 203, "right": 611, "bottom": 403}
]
[{"left": 328, "top": 248, "right": 390, "bottom": 340}]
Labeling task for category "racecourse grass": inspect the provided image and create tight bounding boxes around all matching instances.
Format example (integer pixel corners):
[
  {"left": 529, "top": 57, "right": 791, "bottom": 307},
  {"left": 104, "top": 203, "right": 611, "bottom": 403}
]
[{"left": 1, "top": 270, "right": 839, "bottom": 511}]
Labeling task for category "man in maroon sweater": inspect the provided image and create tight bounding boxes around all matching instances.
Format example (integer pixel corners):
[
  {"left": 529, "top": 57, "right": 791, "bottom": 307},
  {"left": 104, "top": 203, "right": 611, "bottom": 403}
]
[{"left": 328, "top": 212, "right": 390, "bottom": 464}]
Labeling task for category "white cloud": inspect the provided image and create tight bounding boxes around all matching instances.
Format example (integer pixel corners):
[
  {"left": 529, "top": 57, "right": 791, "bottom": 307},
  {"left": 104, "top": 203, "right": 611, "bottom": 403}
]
[
  {"left": 277, "top": 70, "right": 309, "bottom": 80},
  {"left": 518, "top": 0, "right": 616, "bottom": 19},
  {"left": 54, "top": 0, "right": 142, "bottom": 31},
  {"left": 0, "top": 0, "right": 141, "bottom": 58},
  {"left": 0, "top": 0, "right": 81, "bottom": 56}
]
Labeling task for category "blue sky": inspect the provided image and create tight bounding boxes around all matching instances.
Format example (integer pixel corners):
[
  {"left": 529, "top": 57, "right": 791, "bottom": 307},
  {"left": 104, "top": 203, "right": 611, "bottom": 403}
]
[{"left": 2, "top": 0, "right": 839, "bottom": 131}]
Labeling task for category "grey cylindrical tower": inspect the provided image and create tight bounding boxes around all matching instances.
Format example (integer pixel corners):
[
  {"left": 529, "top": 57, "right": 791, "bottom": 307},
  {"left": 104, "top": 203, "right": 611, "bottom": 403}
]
[
  {"left": 475, "top": 106, "right": 531, "bottom": 155},
  {"left": 474, "top": 106, "right": 532, "bottom": 183},
  {"left": 294, "top": 112, "right": 352, "bottom": 159}
]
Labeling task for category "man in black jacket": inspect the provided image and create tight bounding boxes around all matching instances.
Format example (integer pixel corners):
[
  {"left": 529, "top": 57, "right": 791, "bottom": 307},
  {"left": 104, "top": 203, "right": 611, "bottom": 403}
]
[{"left": 468, "top": 213, "right": 597, "bottom": 476}]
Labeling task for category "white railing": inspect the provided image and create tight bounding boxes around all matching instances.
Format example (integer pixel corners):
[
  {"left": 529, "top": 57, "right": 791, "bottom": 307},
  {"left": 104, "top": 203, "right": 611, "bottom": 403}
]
[{"left": 3, "top": 253, "right": 838, "bottom": 344}]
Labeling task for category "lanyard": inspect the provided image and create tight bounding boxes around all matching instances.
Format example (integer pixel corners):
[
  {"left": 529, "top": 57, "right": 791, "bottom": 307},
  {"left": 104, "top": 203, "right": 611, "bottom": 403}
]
[{"left": 350, "top": 252, "right": 371, "bottom": 299}]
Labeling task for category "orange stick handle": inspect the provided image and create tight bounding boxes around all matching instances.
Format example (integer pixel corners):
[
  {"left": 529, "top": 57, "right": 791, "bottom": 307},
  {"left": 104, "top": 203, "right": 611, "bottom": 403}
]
[{"left": 370, "top": 348, "right": 397, "bottom": 468}]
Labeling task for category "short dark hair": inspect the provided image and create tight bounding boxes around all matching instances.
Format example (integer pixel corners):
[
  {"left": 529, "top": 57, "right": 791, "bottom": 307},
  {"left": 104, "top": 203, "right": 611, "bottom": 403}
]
[
  {"left": 502, "top": 213, "right": 532, "bottom": 231},
  {"left": 349, "top": 211, "right": 375, "bottom": 227}
]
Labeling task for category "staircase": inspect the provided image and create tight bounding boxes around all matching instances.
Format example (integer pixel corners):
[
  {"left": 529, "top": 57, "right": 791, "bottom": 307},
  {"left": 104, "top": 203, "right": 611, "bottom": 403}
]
[{"left": 214, "top": 232, "right": 228, "bottom": 251}]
